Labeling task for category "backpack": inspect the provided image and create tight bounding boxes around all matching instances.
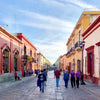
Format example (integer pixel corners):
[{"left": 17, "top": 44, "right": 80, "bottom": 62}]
[
  {"left": 40, "top": 74, "right": 44, "bottom": 82},
  {"left": 64, "top": 73, "right": 69, "bottom": 80}
]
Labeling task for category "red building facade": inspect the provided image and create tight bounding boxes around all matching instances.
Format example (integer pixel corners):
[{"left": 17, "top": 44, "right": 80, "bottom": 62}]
[
  {"left": 0, "top": 26, "right": 37, "bottom": 81},
  {"left": 0, "top": 26, "right": 22, "bottom": 77},
  {"left": 16, "top": 33, "right": 37, "bottom": 76}
]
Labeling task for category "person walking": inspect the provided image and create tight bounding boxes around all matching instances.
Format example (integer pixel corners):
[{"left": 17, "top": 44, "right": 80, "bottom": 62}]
[
  {"left": 76, "top": 70, "right": 81, "bottom": 88},
  {"left": 63, "top": 70, "right": 69, "bottom": 88},
  {"left": 70, "top": 70, "right": 75, "bottom": 88},
  {"left": 38, "top": 70, "right": 46, "bottom": 92},
  {"left": 43, "top": 69, "right": 48, "bottom": 86},
  {"left": 54, "top": 68, "right": 61, "bottom": 87}
]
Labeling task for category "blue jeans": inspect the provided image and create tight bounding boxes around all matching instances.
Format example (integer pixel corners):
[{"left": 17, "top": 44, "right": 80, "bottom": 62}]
[
  {"left": 64, "top": 79, "right": 69, "bottom": 88},
  {"left": 41, "top": 81, "right": 44, "bottom": 92},
  {"left": 56, "top": 78, "right": 60, "bottom": 87}
]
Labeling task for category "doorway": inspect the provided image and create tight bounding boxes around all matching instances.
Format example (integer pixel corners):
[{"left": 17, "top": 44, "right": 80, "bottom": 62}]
[{"left": 88, "top": 53, "right": 93, "bottom": 79}]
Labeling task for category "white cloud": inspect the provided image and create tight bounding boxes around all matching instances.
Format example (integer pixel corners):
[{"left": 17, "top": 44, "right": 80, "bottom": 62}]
[
  {"left": 2, "top": 9, "right": 75, "bottom": 33},
  {"left": 42, "top": 0, "right": 99, "bottom": 10},
  {"left": 42, "top": 0, "right": 66, "bottom": 7},
  {"left": 18, "top": 9, "right": 74, "bottom": 32},
  {"left": 63, "top": 0, "right": 99, "bottom": 10}
]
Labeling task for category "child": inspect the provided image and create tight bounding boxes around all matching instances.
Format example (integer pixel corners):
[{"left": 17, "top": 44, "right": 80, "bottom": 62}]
[{"left": 14, "top": 71, "right": 21, "bottom": 81}]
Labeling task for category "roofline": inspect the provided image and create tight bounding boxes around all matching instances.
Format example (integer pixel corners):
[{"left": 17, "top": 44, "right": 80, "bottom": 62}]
[
  {"left": 66, "top": 13, "right": 83, "bottom": 45},
  {"left": 82, "top": 16, "right": 100, "bottom": 38},
  {"left": 66, "top": 10, "right": 100, "bottom": 45},
  {"left": 17, "top": 33, "right": 37, "bottom": 50},
  {"left": 0, "top": 26, "right": 22, "bottom": 44}
]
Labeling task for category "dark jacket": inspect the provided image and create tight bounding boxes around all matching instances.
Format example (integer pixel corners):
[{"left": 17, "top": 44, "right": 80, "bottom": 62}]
[{"left": 38, "top": 73, "right": 46, "bottom": 82}]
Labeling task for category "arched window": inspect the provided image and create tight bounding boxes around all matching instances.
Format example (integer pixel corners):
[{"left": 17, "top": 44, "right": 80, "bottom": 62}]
[
  {"left": 14, "top": 52, "right": 19, "bottom": 71},
  {"left": 77, "top": 59, "right": 81, "bottom": 71},
  {"left": 3, "top": 48, "right": 9, "bottom": 73},
  {"left": 24, "top": 45, "right": 26, "bottom": 55}
]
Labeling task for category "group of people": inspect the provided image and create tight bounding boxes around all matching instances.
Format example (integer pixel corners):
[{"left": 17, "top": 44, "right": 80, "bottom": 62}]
[
  {"left": 37, "top": 69, "right": 48, "bottom": 93},
  {"left": 36, "top": 68, "right": 83, "bottom": 93},
  {"left": 54, "top": 68, "right": 82, "bottom": 88}
]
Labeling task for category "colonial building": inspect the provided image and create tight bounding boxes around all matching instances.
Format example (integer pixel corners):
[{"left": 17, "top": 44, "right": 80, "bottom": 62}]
[
  {"left": 54, "top": 57, "right": 61, "bottom": 69},
  {"left": 0, "top": 26, "right": 22, "bottom": 82},
  {"left": 14, "top": 33, "right": 37, "bottom": 76},
  {"left": 60, "top": 54, "right": 67, "bottom": 71},
  {"left": 66, "top": 10, "right": 100, "bottom": 73},
  {"left": 37, "top": 53, "right": 46, "bottom": 70},
  {"left": 82, "top": 16, "right": 100, "bottom": 85}
]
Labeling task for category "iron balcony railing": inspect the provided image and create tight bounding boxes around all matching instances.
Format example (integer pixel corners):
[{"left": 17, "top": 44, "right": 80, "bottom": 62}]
[
  {"left": 66, "top": 47, "right": 75, "bottom": 56},
  {"left": 74, "top": 41, "right": 81, "bottom": 49}
]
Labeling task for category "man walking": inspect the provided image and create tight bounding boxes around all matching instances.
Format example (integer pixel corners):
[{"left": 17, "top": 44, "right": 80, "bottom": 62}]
[
  {"left": 70, "top": 70, "right": 75, "bottom": 88},
  {"left": 63, "top": 70, "right": 69, "bottom": 88},
  {"left": 54, "top": 68, "right": 61, "bottom": 87},
  {"left": 76, "top": 70, "right": 81, "bottom": 88},
  {"left": 38, "top": 70, "right": 46, "bottom": 92}
]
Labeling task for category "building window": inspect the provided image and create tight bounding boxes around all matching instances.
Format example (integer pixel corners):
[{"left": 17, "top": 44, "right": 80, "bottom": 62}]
[
  {"left": 77, "top": 59, "right": 81, "bottom": 71},
  {"left": 3, "top": 48, "right": 9, "bottom": 73},
  {"left": 14, "top": 52, "right": 18, "bottom": 71},
  {"left": 69, "top": 62, "right": 71, "bottom": 73},
  {"left": 34, "top": 52, "right": 36, "bottom": 58},
  {"left": 30, "top": 50, "right": 32, "bottom": 57},
  {"left": 73, "top": 59, "right": 75, "bottom": 71},
  {"left": 79, "top": 30, "right": 81, "bottom": 42},
  {"left": 73, "top": 38, "right": 75, "bottom": 46},
  {"left": 24, "top": 45, "right": 26, "bottom": 55}
]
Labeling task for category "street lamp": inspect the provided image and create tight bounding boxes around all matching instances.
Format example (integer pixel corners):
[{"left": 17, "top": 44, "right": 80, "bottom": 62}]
[{"left": 80, "top": 41, "right": 86, "bottom": 85}]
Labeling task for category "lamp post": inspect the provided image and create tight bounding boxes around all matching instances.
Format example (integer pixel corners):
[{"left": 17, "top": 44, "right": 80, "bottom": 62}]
[{"left": 80, "top": 41, "right": 86, "bottom": 85}]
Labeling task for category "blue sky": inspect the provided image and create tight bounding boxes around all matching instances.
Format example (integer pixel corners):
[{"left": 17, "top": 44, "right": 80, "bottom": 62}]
[{"left": 0, "top": 0, "right": 100, "bottom": 64}]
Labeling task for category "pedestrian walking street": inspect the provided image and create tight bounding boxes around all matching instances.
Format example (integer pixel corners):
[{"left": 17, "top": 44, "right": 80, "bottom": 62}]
[{"left": 0, "top": 71, "right": 100, "bottom": 100}]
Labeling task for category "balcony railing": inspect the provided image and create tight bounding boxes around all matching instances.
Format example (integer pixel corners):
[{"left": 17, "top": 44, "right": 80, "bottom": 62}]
[
  {"left": 74, "top": 41, "right": 81, "bottom": 49},
  {"left": 66, "top": 41, "right": 82, "bottom": 56},
  {"left": 66, "top": 47, "right": 75, "bottom": 56}
]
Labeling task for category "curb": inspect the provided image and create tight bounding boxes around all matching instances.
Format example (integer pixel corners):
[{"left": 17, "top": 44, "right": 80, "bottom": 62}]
[{"left": 81, "top": 86, "right": 100, "bottom": 98}]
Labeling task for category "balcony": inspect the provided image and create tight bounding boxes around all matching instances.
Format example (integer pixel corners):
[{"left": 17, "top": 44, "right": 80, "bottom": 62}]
[
  {"left": 66, "top": 47, "right": 75, "bottom": 57},
  {"left": 75, "top": 41, "right": 81, "bottom": 51}
]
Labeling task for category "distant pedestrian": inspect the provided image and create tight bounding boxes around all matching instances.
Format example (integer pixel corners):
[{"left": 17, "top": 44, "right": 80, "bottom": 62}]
[
  {"left": 76, "top": 70, "right": 81, "bottom": 88},
  {"left": 54, "top": 68, "right": 61, "bottom": 87},
  {"left": 38, "top": 70, "right": 46, "bottom": 92},
  {"left": 35, "top": 70, "right": 38, "bottom": 77},
  {"left": 43, "top": 69, "right": 48, "bottom": 86},
  {"left": 63, "top": 70, "right": 69, "bottom": 88},
  {"left": 14, "top": 71, "right": 21, "bottom": 81},
  {"left": 70, "top": 70, "right": 75, "bottom": 88}
]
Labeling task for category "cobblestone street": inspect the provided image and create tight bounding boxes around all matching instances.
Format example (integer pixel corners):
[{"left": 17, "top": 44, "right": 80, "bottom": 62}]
[{"left": 0, "top": 71, "right": 100, "bottom": 100}]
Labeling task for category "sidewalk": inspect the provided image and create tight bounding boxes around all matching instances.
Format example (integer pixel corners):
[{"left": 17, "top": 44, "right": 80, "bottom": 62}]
[
  {"left": 0, "top": 75, "right": 35, "bottom": 90},
  {"left": 81, "top": 81, "right": 100, "bottom": 98}
]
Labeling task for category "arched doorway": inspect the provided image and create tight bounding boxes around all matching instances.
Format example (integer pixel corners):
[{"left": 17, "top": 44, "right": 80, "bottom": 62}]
[
  {"left": 14, "top": 52, "right": 19, "bottom": 71},
  {"left": 2, "top": 48, "right": 10, "bottom": 73}
]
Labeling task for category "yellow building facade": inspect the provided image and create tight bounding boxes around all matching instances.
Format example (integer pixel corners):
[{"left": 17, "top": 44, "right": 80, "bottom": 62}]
[
  {"left": 66, "top": 11, "right": 100, "bottom": 73},
  {"left": 37, "top": 53, "right": 50, "bottom": 70}
]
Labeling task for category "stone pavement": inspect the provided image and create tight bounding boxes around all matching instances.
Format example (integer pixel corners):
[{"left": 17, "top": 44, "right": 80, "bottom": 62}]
[
  {"left": 0, "top": 75, "right": 35, "bottom": 90},
  {"left": 0, "top": 71, "right": 100, "bottom": 100},
  {"left": 81, "top": 81, "right": 100, "bottom": 98}
]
